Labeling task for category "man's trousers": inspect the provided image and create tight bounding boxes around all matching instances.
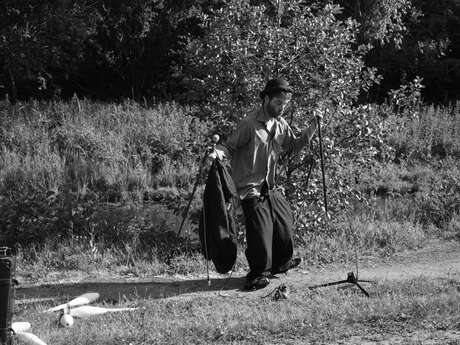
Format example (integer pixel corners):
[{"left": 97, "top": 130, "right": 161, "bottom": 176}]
[{"left": 241, "top": 190, "right": 294, "bottom": 280}]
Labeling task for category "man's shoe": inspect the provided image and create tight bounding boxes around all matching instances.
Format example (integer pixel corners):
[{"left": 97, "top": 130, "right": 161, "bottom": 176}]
[
  {"left": 271, "top": 257, "right": 302, "bottom": 275},
  {"left": 245, "top": 276, "right": 270, "bottom": 291}
]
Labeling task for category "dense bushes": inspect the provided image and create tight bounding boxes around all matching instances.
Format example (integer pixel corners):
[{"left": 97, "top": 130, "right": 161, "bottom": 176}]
[
  {"left": 0, "top": 0, "right": 208, "bottom": 102},
  {"left": 2, "top": 0, "right": 460, "bottom": 103}
]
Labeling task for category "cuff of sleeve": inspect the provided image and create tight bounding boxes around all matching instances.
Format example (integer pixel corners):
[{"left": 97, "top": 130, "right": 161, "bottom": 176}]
[{"left": 217, "top": 144, "right": 233, "bottom": 159}]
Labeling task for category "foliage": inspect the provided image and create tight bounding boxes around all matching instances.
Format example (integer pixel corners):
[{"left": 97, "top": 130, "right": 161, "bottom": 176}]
[
  {"left": 0, "top": 99, "right": 212, "bottom": 245},
  {"left": 0, "top": 188, "right": 97, "bottom": 246},
  {"left": 1, "top": 96, "right": 458, "bottom": 249},
  {"left": 388, "top": 75, "right": 425, "bottom": 113},
  {"left": 77, "top": 0, "right": 203, "bottom": 99},
  {"left": 0, "top": 0, "right": 97, "bottom": 102},
  {"left": 412, "top": 164, "right": 460, "bottom": 228},
  {"left": 282, "top": 101, "right": 399, "bottom": 231},
  {"left": 181, "top": 0, "right": 378, "bottom": 116},
  {"left": 336, "top": 0, "right": 418, "bottom": 47},
  {"left": 284, "top": 100, "right": 460, "bottom": 231},
  {"left": 366, "top": 0, "right": 460, "bottom": 103},
  {"left": 177, "top": 0, "right": 393, "bottom": 235},
  {"left": 0, "top": 0, "right": 212, "bottom": 101},
  {"left": 1, "top": 0, "right": 460, "bottom": 102}
]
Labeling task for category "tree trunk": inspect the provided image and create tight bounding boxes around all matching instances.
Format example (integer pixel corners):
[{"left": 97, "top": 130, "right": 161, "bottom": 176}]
[{"left": 6, "top": 64, "right": 17, "bottom": 106}]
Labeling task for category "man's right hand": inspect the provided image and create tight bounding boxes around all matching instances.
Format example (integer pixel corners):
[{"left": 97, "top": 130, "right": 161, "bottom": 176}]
[{"left": 205, "top": 151, "right": 218, "bottom": 168}]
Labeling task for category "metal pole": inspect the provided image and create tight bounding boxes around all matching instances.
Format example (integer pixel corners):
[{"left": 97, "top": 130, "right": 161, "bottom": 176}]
[{"left": 316, "top": 116, "right": 328, "bottom": 216}]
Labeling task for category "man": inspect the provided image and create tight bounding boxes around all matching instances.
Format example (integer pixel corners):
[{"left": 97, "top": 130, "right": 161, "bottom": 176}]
[{"left": 208, "top": 78, "right": 321, "bottom": 290}]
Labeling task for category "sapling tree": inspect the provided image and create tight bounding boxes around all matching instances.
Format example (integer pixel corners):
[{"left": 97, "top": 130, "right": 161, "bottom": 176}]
[
  {"left": 182, "top": 1, "right": 377, "bottom": 114},
  {"left": 182, "top": 0, "right": 389, "bottom": 231}
]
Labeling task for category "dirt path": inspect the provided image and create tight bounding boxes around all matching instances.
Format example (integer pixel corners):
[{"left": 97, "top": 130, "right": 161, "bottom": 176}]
[
  {"left": 15, "top": 240, "right": 460, "bottom": 303},
  {"left": 290, "top": 239, "right": 460, "bottom": 289},
  {"left": 13, "top": 240, "right": 460, "bottom": 345}
]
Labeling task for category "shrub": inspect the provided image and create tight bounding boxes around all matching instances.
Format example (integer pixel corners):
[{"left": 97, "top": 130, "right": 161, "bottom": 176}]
[{"left": 388, "top": 76, "right": 425, "bottom": 113}]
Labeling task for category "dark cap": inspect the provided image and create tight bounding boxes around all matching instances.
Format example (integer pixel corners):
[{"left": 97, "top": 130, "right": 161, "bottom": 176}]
[{"left": 260, "top": 78, "right": 294, "bottom": 99}]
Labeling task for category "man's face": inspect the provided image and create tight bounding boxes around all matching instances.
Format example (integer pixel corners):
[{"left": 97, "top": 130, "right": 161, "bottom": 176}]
[{"left": 265, "top": 92, "right": 291, "bottom": 118}]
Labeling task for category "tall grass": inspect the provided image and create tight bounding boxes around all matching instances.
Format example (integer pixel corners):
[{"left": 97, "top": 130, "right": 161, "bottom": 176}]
[
  {"left": 1, "top": 99, "right": 459, "bottom": 275},
  {"left": 0, "top": 99, "right": 210, "bottom": 200},
  {"left": 0, "top": 99, "right": 214, "bottom": 251},
  {"left": 2, "top": 99, "right": 458, "bottom": 202},
  {"left": 388, "top": 102, "right": 460, "bottom": 161}
]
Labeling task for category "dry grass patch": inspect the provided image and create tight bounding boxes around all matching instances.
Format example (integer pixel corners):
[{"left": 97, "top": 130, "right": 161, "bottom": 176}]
[{"left": 13, "top": 277, "right": 460, "bottom": 345}]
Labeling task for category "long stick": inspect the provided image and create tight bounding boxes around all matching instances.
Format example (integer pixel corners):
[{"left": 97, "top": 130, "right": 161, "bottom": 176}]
[
  {"left": 177, "top": 134, "right": 219, "bottom": 237},
  {"left": 202, "top": 196, "right": 211, "bottom": 287},
  {"left": 316, "top": 116, "right": 328, "bottom": 216},
  {"left": 177, "top": 154, "right": 206, "bottom": 237},
  {"left": 304, "top": 157, "right": 315, "bottom": 189}
]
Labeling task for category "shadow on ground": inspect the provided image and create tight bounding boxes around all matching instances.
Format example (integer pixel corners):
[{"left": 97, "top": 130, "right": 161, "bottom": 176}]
[{"left": 15, "top": 276, "right": 246, "bottom": 306}]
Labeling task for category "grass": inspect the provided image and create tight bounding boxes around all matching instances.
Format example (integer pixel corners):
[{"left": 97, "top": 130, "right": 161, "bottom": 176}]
[
  {"left": 14, "top": 208, "right": 439, "bottom": 285},
  {"left": 2, "top": 99, "right": 458, "bottom": 344},
  {"left": 296, "top": 217, "right": 428, "bottom": 266},
  {"left": 1, "top": 98, "right": 459, "bottom": 281},
  {"left": 13, "top": 277, "right": 460, "bottom": 344},
  {"left": 0, "top": 99, "right": 210, "bottom": 200},
  {"left": 388, "top": 103, "right": 460, "bottom": 161}
]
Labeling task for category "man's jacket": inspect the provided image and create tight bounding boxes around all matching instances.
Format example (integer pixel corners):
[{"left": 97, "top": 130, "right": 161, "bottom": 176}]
[{"left": 198, "top": 159, "right": 238, "bottom": 274}]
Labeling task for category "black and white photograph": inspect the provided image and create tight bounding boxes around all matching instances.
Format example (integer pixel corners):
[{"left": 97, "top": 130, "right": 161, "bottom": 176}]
[{"left": 1, "top": 1, "right": 459, "bottom": 344}]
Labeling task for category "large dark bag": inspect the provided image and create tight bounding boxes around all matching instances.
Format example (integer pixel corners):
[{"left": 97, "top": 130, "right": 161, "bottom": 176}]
[{"left": 198, "top": 159, "right": 238, "bottom": 274}]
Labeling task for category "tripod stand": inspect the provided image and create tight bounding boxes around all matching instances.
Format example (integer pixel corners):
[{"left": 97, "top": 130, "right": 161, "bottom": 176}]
[
  {"left": 307, "top": 115, "right": 374, "bottom": 297},
  {"left": 307, "top": 271, "right": 374, "bottom": 297},
  {"left": 307, "top": 242, "right": 374, "bottom": 297}
]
